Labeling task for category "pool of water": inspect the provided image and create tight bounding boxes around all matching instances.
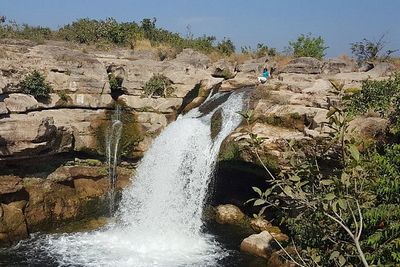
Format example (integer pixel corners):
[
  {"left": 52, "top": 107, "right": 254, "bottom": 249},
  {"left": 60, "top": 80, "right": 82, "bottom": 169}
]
[{"left": 0, "top": 221, "right": 266, "bottom": 267}]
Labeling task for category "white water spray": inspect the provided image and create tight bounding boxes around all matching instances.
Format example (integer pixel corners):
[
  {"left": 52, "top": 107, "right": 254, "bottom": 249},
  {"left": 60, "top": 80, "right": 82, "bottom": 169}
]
[{"left": 37, "top": 90, "right": 249, "bottom": 267}]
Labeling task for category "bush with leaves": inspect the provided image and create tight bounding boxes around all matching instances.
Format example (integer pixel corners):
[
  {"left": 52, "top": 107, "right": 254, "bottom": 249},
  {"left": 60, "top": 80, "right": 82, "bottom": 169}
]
[
  {"left": 143, "top": 74, "right": 172, "bottom": 97},
  {"left": 349, "top": 73, "right": 400, "bottom": 135},
  {"left": 20, "top": 70, "right": 52, "bottom": 100},
  {"left": 350, "top": 34, "right": 399, "bottom": 66},
  {"left": 241, "top": 43, "right": 277, "bottom": 58},
  {"left": 217, "top": 38, "right": 235, "bottom": 56},
  {"left": 242, "top": 75, "right": 400, "bottom": 266},
  {"left": 288, "top": 33, "right": 328, "bottom": 59}
]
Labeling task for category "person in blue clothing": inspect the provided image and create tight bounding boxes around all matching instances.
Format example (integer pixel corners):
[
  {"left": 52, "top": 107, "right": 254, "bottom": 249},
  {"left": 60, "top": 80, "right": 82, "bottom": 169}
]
[{"left": 257, "top": 67, "right": 270, "bottom": 84}]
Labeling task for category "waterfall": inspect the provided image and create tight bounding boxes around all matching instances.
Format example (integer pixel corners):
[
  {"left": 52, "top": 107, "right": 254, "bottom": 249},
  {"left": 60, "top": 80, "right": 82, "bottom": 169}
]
[
  {"left": 105, "top": 105, "right": 123, "bottom": 215},
  {"left": 34, "top": 90, "right": 249, "bottom": 267}
]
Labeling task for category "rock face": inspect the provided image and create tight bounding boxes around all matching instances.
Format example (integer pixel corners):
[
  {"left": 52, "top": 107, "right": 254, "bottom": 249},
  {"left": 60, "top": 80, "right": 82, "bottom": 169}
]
[
  {"left": 0, "top": 161, "right": 133, "bottom": 245},
  {"left": 281, "top": 57, "right": 323, "bottom": 74},
  {"left": 0, "top": 41, "right": 222, "bottom": 160}
]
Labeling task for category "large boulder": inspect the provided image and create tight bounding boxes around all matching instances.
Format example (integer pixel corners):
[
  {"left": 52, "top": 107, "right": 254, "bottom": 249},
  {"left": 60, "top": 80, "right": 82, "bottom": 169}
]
[
  {"left": 0, "top": 116, "right": 73, "bottom": 158},
  {"left": 281, "top": 57, "right": 323, "bottom": 74},
  {"left": 240, "top": 231, "right": 274, "bottom": 258},
  {"left": 215, "top": 204, "right": 246, "bottom": 225},
  {"left": 3, "top": 93, "right": 39, "bottom": 113},
  {"left": 173, "top": 48, "right": 210, "bottom": 69},
  {"left": 240, "top": 230, "right": 289, "bottom": 259},
  {"left": 322, "top": 58, "right": 356, "bottom": 74}
]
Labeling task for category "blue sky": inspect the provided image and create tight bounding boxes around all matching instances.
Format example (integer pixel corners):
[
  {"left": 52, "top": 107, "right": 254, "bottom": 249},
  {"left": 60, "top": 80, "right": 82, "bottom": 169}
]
[{"left": 1, "top": 0, "right": 399, "bottom": 57}]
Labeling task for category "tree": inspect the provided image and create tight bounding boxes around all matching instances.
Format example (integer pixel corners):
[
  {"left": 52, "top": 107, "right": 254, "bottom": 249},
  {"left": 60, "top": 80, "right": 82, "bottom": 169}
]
[
  {"left": 289, "top": 33, "right": 328, "bottom": 59},
  {"left": 350, "top": 34, "right": 399, "bottom": 65}
]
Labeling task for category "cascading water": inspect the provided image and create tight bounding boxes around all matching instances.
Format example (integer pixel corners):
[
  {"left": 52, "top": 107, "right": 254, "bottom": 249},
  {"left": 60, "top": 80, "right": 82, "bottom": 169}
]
[
  {"left": 10, "top": 90, "right": 249, "bottom": 267},
  {"left": 105, "top": 105, "right": 123, "bottom": 215}
]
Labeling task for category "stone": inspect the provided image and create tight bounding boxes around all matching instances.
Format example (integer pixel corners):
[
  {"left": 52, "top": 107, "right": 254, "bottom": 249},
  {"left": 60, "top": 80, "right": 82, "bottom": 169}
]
[
  {"left": 0, "top": 115, "right": 73, "bottom": 157},
  {"left": 211, "top": 59, "right": 236, "bottom": 79},
  {"left": 322, "top": 58, "right": 356, "bottom": 74},
  {"left": 215, "top": 204, "right": 245, "bottom": 225},
  {"left": 348, "top": 116, "right": 389, "bottom": 140},
  {"left": 250, "top": 217, "right": 272, "bottom": 232},
  {"left": 0, "top": 202, "right": 28, "bottom": 245},
  {"left": 173, "top": 48, "right": 210, "bottom": 69},
  {"left": 47, "top": 166, "right": 107, "bottom": 183},
  {"left": 281, "top": 57, "right": 323, "bottom": 74},
  {"left": 219, "top": 72, "right": 256, "bottom": 91},
  {"left": 240, "top": 231, "right": 274, "bottom": 258},
  {"left": 0, "top": 102, "right": 8, "bottom": 115},
  {"left": 0, "top": 176, "right": 23, "bottom": 195},
  {"left": 3, "top": 93, "right": 38, "bottom": 113},
  {"left": 24, "top": 180, "right": 81, "bottom": 230},
  {"left": 74, "top": 178, "right": 109, "bottom": 198},
  {"left": 119, "top": 95, "right": 182, "bottom": 113}
]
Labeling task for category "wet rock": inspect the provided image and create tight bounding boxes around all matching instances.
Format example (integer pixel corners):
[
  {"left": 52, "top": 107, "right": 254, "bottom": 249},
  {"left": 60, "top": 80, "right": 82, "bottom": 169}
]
[
  {"left": 47, "top": 166, "right": 107, "bottom": 183},
  {"left": 74, "top": 178, "right": 109, "bottom": 198},
  {"left": 0, "top": 201, "right": 28, "bottom": 246},
  {"left": 240, "top": 231, "right": 274, "bottom": 258},
  {"left": 250, "top": 217, "right": 272, "bottom": 232},
  {"left": 0, "top": 175, "right": 23, "bottom": 195},
  {"left": 240, "top": 230, "right": 289, "bottom": 259},
  {"left": 215, "top": 204, "right": 246, "bottom": 225}
]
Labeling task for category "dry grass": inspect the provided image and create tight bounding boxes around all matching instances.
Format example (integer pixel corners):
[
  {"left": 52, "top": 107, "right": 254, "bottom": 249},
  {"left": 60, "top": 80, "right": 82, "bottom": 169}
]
[
  {"left": 389, "top": 57, "right": 400, "bottom": 71},
  {"left": 274, "top": 54, "right": 293, "bottom": 69}
]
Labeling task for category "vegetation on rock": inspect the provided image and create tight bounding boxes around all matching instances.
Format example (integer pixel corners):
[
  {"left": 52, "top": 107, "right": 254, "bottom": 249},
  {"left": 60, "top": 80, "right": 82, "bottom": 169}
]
[
  {"left": 349, "top": 73, "right": 400, "bottom": 134},
  {"left": 19, "top": 70, "right": 52, "bottom": 100},
  {"left": 241, "top": 43, "right": 277, "bottom": 57},
  {"left": 350, "top": 34, "right": 399, "bottom": 66},
  {"left": 143, "top": 74, "right": 173, "bottom": 97},
  {"left": 288, "top": 33, "right": 328, "bottom": 59},
  {"left": 95, "top": 104, "right": 143, "bottom": 158}
]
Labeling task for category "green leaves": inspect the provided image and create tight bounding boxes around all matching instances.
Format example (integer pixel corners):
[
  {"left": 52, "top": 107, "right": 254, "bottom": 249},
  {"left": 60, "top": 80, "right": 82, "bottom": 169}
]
[
  {"left": 20, "top": 70, "right": 52, "bottom": 100},
  {"left": 289, "top": 32, "right": 329, "bottom": 59},
  {"left": 348, "top": 144, "right": 360, "bottom": 162}
]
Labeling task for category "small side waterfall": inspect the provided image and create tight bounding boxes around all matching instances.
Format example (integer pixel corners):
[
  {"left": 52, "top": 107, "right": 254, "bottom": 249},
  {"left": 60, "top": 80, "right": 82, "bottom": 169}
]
[
  {"left": 31, "top": 90, "right": 250, "bottom": 267},
  {"left": 105, "top": 105, "right": 123, "bottom": 215}
]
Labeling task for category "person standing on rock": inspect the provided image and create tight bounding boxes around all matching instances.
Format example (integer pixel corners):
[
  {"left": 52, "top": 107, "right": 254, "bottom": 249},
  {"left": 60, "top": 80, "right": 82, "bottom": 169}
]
[{"left": 257, "top": 67, "right": 270, "bottom": 84}]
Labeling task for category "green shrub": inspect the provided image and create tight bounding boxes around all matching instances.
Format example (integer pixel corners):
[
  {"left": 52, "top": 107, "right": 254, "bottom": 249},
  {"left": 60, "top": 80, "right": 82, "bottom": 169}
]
[
  {"left": 20, "top": 70, "right": 52, "bottom": 99},
  {"left": 217, "top": 38, "right": 235, "bottom": 56},
  {"left": 349, "top": 73, "right": 400, "bottom": 134},
  {"left": 143, "top": 74, "right": 172, "bottom": 97},
  {"left": 241, "top": 43, "right": 277, "bottom": 57},
  {"left": 289, "top": 33, "right": 328, "bottom": 59},
  {"left": 57, "top": 90, "right": 69, "bottom": 102},
  {"left": 108, "top": 73, "right": 123, "bottom": 92}
]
